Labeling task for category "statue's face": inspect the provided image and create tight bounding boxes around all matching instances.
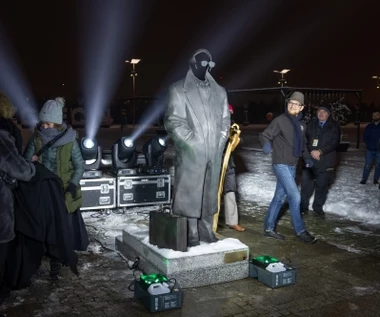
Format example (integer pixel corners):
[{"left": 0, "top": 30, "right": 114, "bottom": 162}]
[{"left": 190, "top": 52, "right": 212, "bottom": 80}]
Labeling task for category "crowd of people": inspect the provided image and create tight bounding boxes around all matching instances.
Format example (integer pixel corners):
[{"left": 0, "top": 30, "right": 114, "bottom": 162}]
[
  {"left": 1, "top": 85, "right": 379, "bottom": 315},
  {"left": 0, "top": 93, "right": 88, "bottom": 316},
  {"left": 259, "top": 91, "right": 380, "bottom": 244}
]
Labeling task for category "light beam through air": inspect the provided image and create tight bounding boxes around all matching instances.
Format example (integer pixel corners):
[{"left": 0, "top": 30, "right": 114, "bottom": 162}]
[
  {"left": 79, "top": 0, "right": 148, "bottom": 140},
  {"left": 0, "top": 23, "right": 38, "bottom": 125}
]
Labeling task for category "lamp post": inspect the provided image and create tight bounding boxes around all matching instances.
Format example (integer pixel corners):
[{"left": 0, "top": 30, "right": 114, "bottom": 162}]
[
  {"left": 273, "top": 69, "right": 291, "bottom": 87},
  {"left": 126, "top": 58, "right": 141, "bottom": 126},
  {"left": 372, "top": 75, "right": 380, "bottom": 89}
]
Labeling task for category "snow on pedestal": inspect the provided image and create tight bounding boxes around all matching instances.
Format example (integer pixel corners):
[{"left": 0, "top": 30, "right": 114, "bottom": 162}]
[{"left": 115, "top": 224, "right": 249, "bottom": 288}]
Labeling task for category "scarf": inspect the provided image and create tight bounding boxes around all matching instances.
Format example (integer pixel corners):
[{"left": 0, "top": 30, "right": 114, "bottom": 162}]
[
  {"left": 37, "top": 123, "right": 77, "bottom": 147},
  {"left": 285, "top": 111, "right": 303, "bottom": 158}
]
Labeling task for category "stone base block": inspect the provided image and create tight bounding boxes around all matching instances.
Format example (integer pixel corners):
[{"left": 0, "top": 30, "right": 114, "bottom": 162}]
[{"left": 115, "top": 224, "right": 249, "bottom": 288}]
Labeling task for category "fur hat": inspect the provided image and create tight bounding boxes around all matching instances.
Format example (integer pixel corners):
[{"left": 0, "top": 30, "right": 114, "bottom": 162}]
[
  {"left": 318, "top": 104, "right": 331, "bottom": 115},
  {"left": 39, "top": 97, "right": 65, "bottom": 124},
  {"left": 0, "top": 92, "right": 15, "bottom": 119},
  {"left": 286, "top": 91, "right": 305, "bottom": 106}
]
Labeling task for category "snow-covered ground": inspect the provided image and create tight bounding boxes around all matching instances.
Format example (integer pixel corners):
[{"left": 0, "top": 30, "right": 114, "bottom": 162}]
[{"left": 237, "top": 146, "right": 380, "bottom": 226}]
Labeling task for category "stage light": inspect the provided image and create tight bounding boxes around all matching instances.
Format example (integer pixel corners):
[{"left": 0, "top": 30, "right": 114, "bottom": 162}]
[
  {"left": 142, "top": 135, "right": 168, "bottom": 168},
  {"left": 80, "top": 137, "right": 102, "bottom": 171},
  {"left": 83, "top": 138, "right": 95, "bottom": 149},
  {"left": 112, "top": 136, "right": 137, "bottom": 169}
]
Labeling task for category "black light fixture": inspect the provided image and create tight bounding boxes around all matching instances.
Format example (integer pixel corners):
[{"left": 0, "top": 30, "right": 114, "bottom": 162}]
[
  {"left": 142, "top": 134, "right": 168, "bottom": 167},
  {"left": 80, "top": 137, "right": 102, "bottom": 171},
  {"left": 112, "top": 136, "right": 137, "bottom": 169}
]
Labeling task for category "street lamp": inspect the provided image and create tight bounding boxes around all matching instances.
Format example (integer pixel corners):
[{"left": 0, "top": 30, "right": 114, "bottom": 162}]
[
  {"left": 372, "top": 75, "right": 380, "bottom": 89},
  {"left": 125, "top": 58, "right": 141, "bottom": 126},
  {"left": 273, "top": 69, "right": 291, "bottom": 87}
]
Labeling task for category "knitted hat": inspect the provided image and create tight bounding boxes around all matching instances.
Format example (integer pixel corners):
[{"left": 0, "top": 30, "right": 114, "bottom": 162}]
[
  {"left": 39, "top": 97, "right": 65, "bottom": 124},
  {"left": 317, "top": 104, "right": 331, "bottom": 115}
]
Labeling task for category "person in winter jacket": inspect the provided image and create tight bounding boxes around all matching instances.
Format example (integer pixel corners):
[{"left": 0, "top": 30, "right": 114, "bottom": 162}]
[
  {"left": 0, "top": 92, "right": 35, "bottom": 308},
  {"left": 360, "top": 111, "right": 380, "bottom": 185},
  {"left": 259, "top": 91, "right": 316, "bottom": 244},
  {"left": 23, "top": 97, "right": 87, "bottom": 280},
  {"left": 300, "top": 104, "right": 341, "bottom": 216}
]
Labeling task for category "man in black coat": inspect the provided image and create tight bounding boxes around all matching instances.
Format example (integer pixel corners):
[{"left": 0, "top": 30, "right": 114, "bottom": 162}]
[
  {"left": 5, "top": 163, "right": 79, "bottom": 290},
  {"left": 300, "top": 104, "right": 341, "bottom": 216},
  {"left": 0, "top": 93, "right": 36, "bottom": 309}
]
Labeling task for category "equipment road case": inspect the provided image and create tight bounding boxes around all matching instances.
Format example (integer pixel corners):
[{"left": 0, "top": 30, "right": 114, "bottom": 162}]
[
  {"left": 117, "top": 174, "right": 171, "bottom": 207},
  {"left": 79, "top": 175, "right": 116, "bottom": 210}
]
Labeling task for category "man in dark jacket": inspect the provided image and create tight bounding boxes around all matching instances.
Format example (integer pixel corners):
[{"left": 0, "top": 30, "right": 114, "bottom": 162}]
[
  {"left": 259, "top": 91, "right": 316, "bottom": 244},
  {"left": 0, "top": 92, "right": 36, "bottom": 308},
  {"left": 300, "top": 104, "right": 341, "bottom": 216},
  {"left": 360, "top": 111, "right": 380, "bottom": 185}
]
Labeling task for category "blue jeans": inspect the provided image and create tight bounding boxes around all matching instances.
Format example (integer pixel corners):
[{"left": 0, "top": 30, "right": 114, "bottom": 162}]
[
  {"left": 264, "top": 164, "right": 305, "bottom": 235},
  {"left": 362, "top": 150, "right": 380, "bottom": 182}
]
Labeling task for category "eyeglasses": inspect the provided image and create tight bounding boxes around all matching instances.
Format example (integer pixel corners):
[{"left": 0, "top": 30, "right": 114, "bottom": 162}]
[
  {"left": 288, "top": 101, "right": 302, "bottom": 108},
  {"left": 197, "top": 60, "right": 216, "bottom": 68}
]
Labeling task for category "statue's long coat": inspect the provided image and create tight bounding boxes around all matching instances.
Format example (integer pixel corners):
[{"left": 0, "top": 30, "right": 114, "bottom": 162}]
[{"left": 164, "top": 70, "right": 230, "bottom": 218}]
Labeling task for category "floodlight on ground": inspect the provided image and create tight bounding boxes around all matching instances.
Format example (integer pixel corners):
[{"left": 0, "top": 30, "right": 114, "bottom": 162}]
[
  {"left": 142, "top": 135, "right": 168, "bottom": 168},
  {"left": 80, "top": 137, "right": 102, "bottom": 176},
  {"left": 112, "top": 136, "right": 137, "bottom": 169}
]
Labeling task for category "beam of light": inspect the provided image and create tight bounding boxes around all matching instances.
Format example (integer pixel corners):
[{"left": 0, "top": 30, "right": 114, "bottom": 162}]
[
  {"left": 225, "top": 1, "right": 356, "bottom": 90},
  {"left": 157, "top": 1, "right": 279, "bottom": 93},
  {"left": 0, "top": 24, "right": 38, "bottom": 125},
  {"left": 142, "top": 2, "right": 278, "bottom": 133},
  {"left": 79, "top": 0, "right": 150, "bottom": 140},
  {"left": 130, "top": 98, "right": 164, "bottom": 140},
  {"left": 193, "top": 1, "right": 280, "bottom": 69}
]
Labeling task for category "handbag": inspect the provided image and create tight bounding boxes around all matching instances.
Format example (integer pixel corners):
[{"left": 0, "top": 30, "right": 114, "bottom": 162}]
[{"left": 149, "top": 206, "right": 188, "bottom": 252}]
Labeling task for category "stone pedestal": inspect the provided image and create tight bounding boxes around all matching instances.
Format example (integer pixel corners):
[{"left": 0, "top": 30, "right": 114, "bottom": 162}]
[{"left": 115, "top": 224, "right": 249, "bottom": 288}]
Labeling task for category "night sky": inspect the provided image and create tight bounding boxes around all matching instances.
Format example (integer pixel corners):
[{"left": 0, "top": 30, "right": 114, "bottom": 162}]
[{"left": 1, "top": 0, "right": 379, "bottom": 103}]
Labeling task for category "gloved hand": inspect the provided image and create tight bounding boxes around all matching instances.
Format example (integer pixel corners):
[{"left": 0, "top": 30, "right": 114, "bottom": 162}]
[
  {"left": 66, "top": 183, "right": 77, "bottom": 198},
  {"left": 262, "top": 142, "right": 272, "bottom": 154},
  {"left": 305, "top": 158, "right": 314, "bottom": 168}
]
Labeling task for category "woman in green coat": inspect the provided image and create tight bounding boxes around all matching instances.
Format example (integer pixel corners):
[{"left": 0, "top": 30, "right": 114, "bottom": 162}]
[{"left": 24, "top": 97, "right": 88, "bottom": 280}]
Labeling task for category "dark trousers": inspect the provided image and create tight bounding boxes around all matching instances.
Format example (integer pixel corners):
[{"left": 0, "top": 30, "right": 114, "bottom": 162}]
[{"left": 301, "top": 168, "right": 333, "bottom": 212}]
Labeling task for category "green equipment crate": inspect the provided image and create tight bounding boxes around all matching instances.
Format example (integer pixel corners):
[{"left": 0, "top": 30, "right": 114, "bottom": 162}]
[
  {"left": 249, "top": 256, "right": 296, "bottom": 288},
  {"left": 134, "top": 280, "right": 182, "bottom": 312}
]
